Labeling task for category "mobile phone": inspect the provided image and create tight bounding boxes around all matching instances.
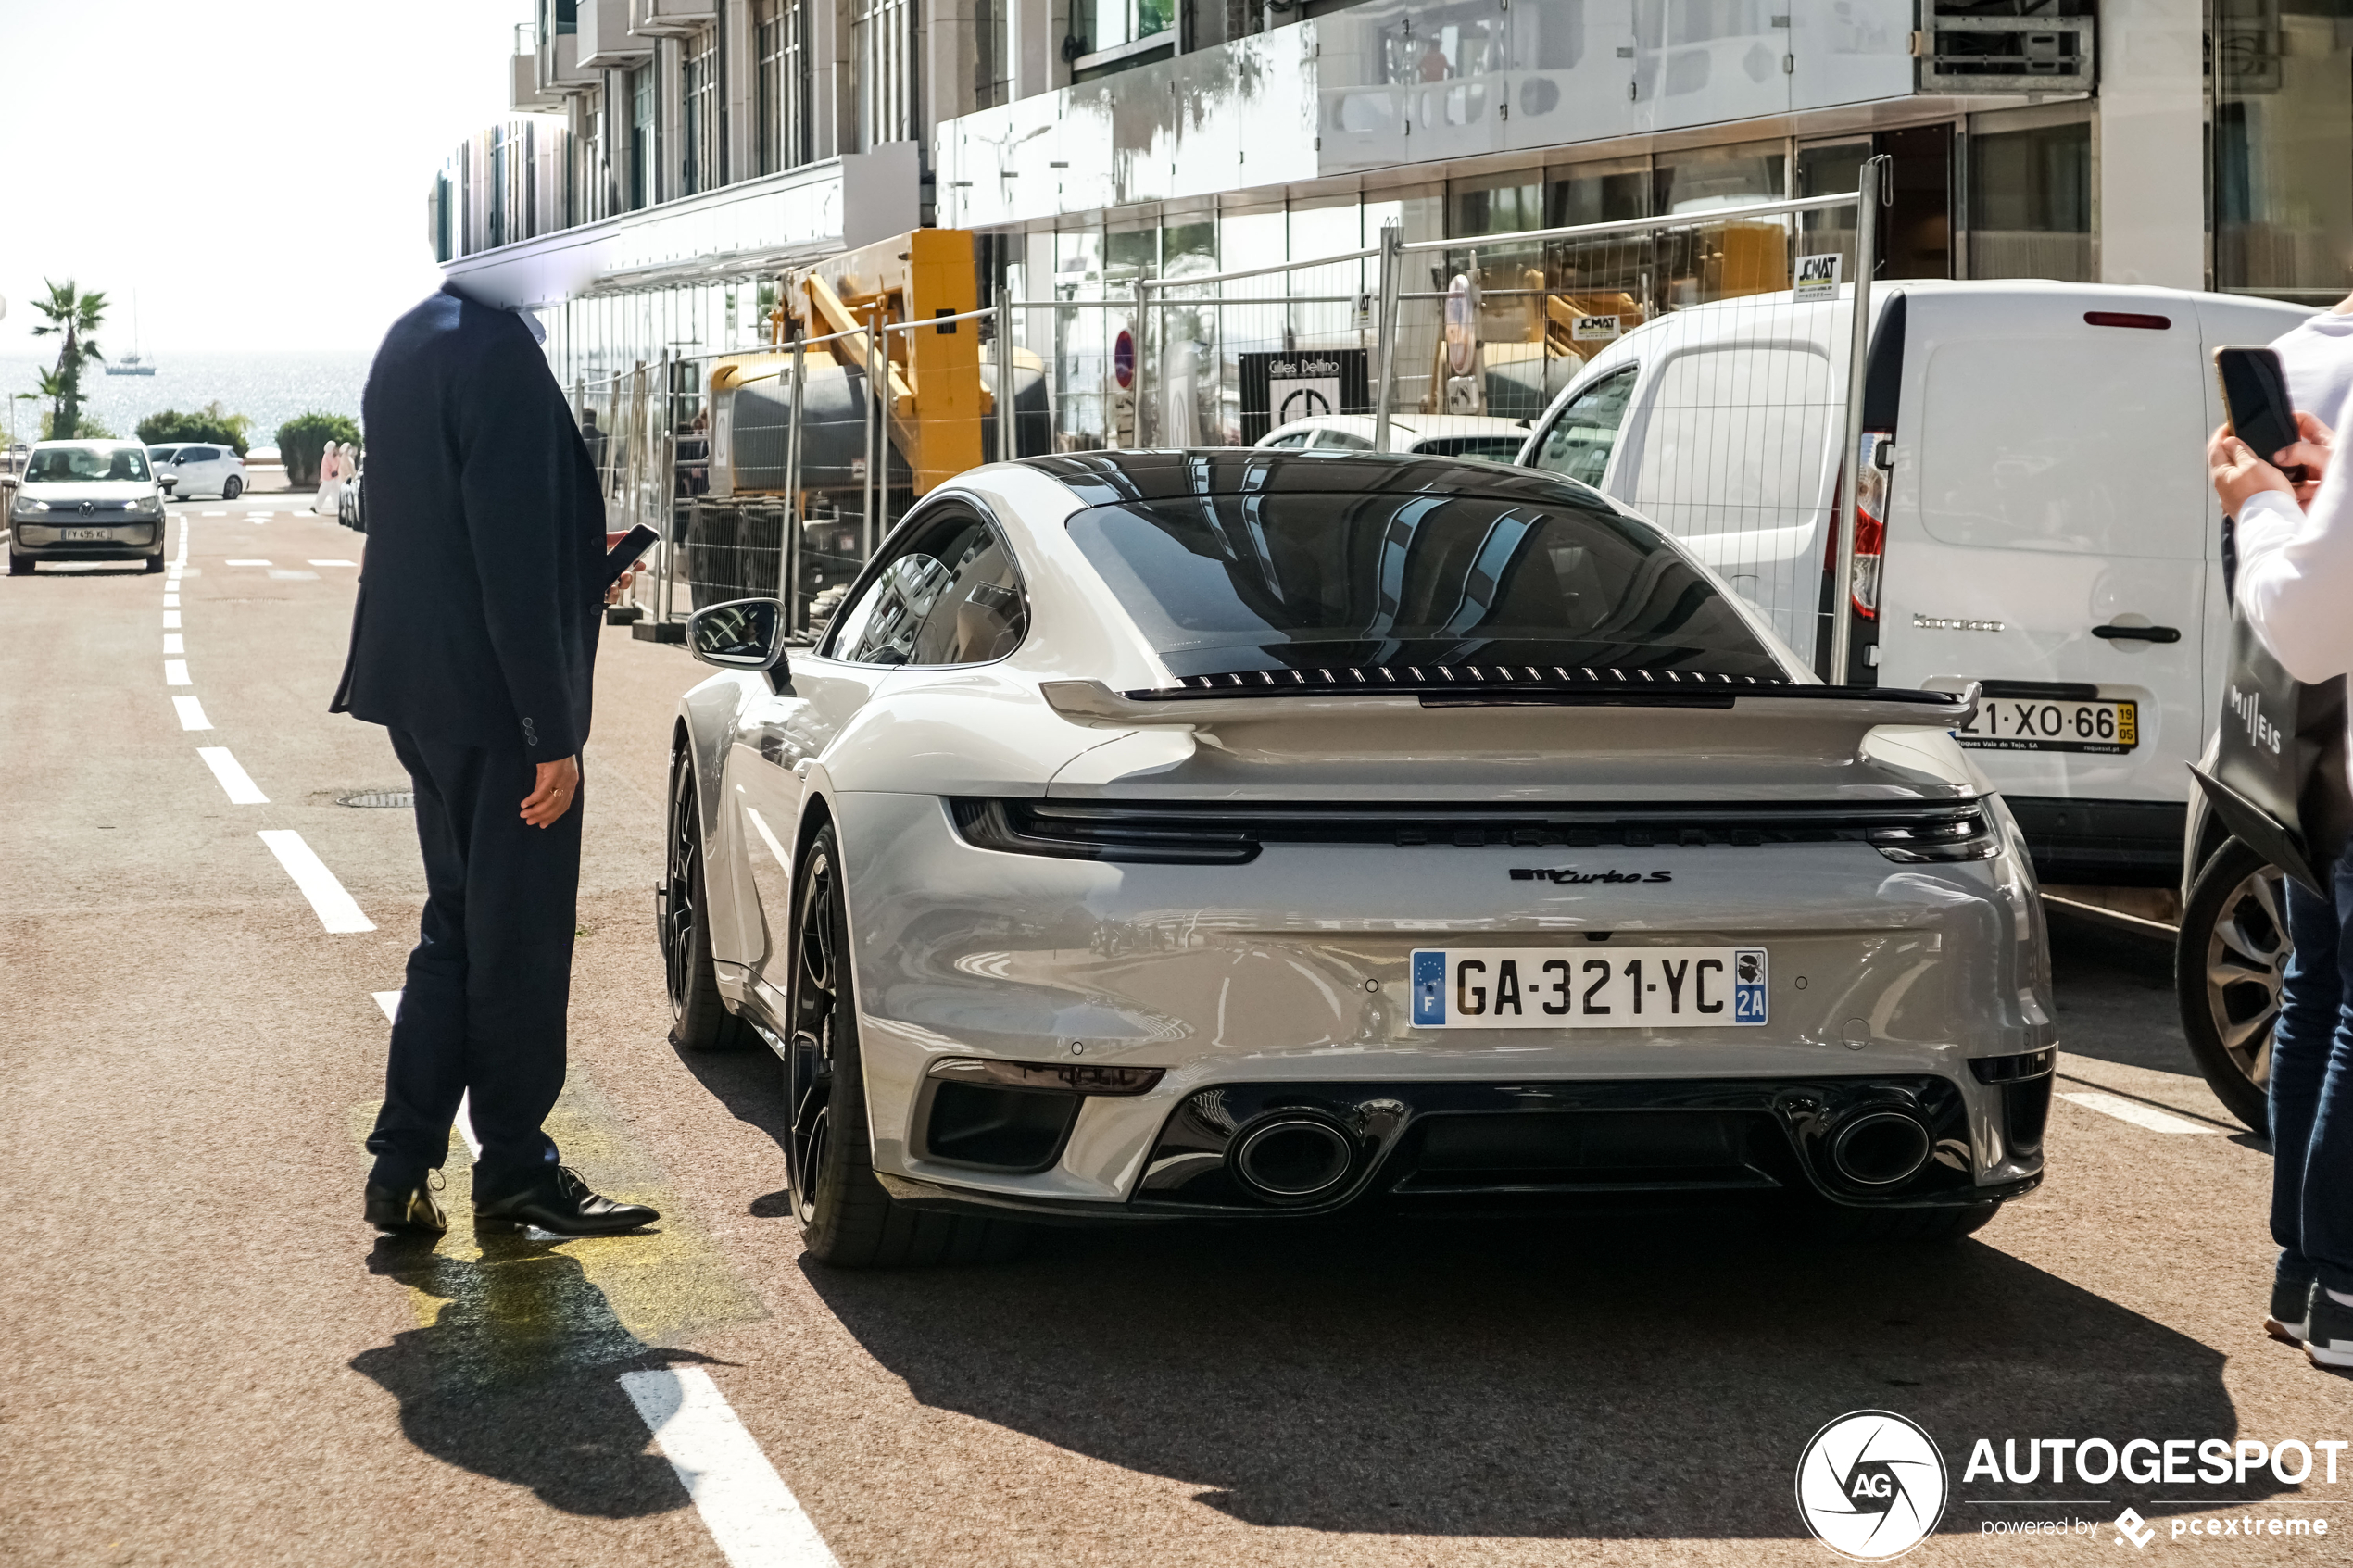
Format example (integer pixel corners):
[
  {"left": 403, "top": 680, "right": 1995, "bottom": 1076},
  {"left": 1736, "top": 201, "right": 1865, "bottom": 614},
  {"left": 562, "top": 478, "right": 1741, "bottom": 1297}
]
[
  {"left": 2214, "top": 346, "right": 2307, "bottom": 482},
  {"left": 597, "top": 524, "right": 659, "bottom": 599}
]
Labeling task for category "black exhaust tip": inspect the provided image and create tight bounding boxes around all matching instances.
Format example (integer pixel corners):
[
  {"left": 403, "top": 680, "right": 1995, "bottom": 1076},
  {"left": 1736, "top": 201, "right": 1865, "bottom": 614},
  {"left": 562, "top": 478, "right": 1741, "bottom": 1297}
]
[
  {"left": 1830, "top": 1110, "right": 1933, "bottom": 1186},
  {"left": 1229, "top": 1116, "right": 1355, "bottom": 1202}
]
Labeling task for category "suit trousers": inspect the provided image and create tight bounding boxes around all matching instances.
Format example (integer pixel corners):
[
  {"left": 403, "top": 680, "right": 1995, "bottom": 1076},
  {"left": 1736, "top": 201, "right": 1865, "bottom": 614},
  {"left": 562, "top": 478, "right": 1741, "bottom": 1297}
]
[{"left": 366, "top": 728, "right": 582, "bottom": 1196}]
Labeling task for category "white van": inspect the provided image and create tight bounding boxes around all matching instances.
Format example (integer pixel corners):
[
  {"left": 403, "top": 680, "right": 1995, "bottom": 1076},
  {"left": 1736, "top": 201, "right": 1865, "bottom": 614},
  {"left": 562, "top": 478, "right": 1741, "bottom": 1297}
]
[{"left": 1517, "top": 280, "right": 2309, "bottom": 890}]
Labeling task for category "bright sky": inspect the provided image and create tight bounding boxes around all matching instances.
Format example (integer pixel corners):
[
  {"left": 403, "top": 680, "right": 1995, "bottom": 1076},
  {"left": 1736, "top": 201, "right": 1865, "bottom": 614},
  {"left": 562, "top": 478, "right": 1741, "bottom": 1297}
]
[{"left": 0, "top": 0, "right": 536, "bottom": 356}]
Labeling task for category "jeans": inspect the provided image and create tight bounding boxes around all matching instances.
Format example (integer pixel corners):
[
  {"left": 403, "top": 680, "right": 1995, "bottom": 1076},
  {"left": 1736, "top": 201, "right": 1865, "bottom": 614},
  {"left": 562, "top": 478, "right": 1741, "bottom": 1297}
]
[
  {"left": 364, "top": 729, "right": 583, "bottom": 1197},
  {"left": 2272, "top": 846, "right": 2353, "bottom": 1295}
]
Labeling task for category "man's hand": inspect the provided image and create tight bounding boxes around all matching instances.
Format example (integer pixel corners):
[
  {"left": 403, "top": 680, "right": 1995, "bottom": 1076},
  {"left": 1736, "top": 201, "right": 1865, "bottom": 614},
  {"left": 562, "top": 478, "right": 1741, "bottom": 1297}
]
[
  {"left": 2278, "top": 410, "right": 2335, "bottom": 508},
  {"left": 522, "top": 755, "right": 580, "bottom": 828},
  {"left": 2211, "top": 422, "right": 2297, "bottom": 518},
  {"left": 606, "top": 564, "right": 640, "bottom": 606}
]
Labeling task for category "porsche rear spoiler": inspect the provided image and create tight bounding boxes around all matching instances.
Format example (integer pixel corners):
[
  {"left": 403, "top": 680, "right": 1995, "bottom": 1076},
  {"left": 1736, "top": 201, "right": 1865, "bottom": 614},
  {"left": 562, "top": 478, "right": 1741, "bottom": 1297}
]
[{"left": 1040, "top": 679, "right": 1980, "bottom": 733}]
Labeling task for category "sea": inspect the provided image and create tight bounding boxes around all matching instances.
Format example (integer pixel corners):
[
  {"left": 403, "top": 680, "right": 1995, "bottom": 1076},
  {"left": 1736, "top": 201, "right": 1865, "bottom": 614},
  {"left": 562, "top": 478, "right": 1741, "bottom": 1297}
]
[{"left": 0, "top": 350, "right": 371, "bottom": 452}]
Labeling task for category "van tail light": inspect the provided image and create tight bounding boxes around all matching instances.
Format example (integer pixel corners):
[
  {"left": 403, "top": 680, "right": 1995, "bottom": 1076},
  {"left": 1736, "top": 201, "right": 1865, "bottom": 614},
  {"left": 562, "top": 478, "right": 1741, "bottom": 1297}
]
[{"left": 1823, "top": 432, "right": 1894, "bottom": 620}]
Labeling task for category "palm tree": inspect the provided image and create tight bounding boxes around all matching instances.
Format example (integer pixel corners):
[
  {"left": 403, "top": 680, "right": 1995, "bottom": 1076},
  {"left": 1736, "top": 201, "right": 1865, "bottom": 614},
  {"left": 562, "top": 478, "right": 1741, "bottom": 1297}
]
[{"left": 30, "top": 280, "right": 107, "bottom": 441}]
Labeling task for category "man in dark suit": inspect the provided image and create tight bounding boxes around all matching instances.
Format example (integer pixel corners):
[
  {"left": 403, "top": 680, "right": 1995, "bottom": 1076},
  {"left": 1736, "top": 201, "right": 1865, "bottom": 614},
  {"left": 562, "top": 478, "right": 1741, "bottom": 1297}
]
[{"left": 335, "top": 284, "right": 655, "bottom": 1238}]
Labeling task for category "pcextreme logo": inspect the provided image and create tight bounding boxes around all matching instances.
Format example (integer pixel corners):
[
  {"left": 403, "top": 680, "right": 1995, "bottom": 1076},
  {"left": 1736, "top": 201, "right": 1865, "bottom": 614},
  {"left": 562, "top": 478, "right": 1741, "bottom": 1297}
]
[{"left": 1795, "top": 1411, "right": 1949, "bottom": 1561}]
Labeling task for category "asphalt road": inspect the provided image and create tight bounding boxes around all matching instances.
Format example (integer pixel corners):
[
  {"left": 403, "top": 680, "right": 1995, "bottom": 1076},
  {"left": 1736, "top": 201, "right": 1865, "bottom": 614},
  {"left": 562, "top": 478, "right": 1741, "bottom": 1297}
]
[{"left": 2, "top": 495, "right": 2347, "bottom": 1567}]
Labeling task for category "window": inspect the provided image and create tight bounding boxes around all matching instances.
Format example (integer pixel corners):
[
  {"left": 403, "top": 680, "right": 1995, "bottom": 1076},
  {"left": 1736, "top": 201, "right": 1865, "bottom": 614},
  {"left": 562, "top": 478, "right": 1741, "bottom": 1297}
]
[
  {"left": 974, "top": 0, "right": 1012, "bottom": 110},
  {"left": 1064, "top": 483, "right": 1780, "bottom": 679},
  {"left": 1312, "top": 428, "right": 1374, "bottom": 450},
  {"left": 28, "top": 446, "right": 151, "bottom": 483},
  {"left": 1970, "top": 119, "right": 2091, "bottom": 283},
  {"left": 755, "top": 0, "right": 810, "bottom": 173},
  {"left": 2214, "top": 0, "right": 2353, "bottom": 302},
  {"left": 682, "top": 26, "right": 721, "bottom": 197},
  {"left": 853, "top": 0, "right": 914, "bottom": 149},
  {"left": 829, "top": 513, "right": 1028, "bottom": 665},
  {"left": 1531, "top": 368, "right": 1635, "bottom": 488},
  {"left": 1260, "top": 432, "right": 1315, "bottom": 449},
  {"left": 1083, "top": 0, "right": 1174, "bottom": 56},
  {"left": 628, "top": 64, "right": 655, "bottom": 210}
]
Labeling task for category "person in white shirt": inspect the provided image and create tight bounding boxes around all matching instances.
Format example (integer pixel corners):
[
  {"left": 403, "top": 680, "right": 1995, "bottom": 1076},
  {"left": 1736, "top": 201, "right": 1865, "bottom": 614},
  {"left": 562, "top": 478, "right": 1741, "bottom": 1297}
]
[{"left": 2208, "top": 295, "right": 2353, "bottom": 1372}]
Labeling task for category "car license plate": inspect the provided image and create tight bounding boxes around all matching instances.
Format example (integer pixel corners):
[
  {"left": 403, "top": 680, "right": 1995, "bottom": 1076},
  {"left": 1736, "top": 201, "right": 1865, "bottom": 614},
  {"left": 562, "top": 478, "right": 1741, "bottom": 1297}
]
[
  {"left": 1956, "top": 696, "right": 2136, "bottom": 754},
  {"left": 1410, "top": 946, "right": 1768, "bottom": 1028},
  {"left": 61, "top": 527, "right": 114, "bottom": 542}
]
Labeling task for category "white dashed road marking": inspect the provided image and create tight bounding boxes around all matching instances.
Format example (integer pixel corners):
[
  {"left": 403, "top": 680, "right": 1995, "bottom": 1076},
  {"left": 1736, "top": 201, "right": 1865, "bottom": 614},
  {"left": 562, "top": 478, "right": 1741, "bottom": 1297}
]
[
  {"left": 309, "top": 559, "right": 356, "bottom": 567},
  {"left": 2059, "top": 1091, "right": 2221, "bottom": 1135},
  {"left": 268, "top": 569, "right": 320, "bottom": 581},
  {"left": 163, "top": 594, "right": 179, "bottom": 607},
  {"left": 165, "top": 660, "right": 191, "bottom": 685},
  {"left": 163, "top": 610, "right": 181, "bottom": 629},
  {"left": 195, "top": 747, "right": 269, "bottom": 805},
  {"left": 163, "top": 635, "right": 183, "bottom": 654},
  {"left": 226, "top": 558, "right": 271, "bottom": 566},
  {"left": 172, "top": 696, "right": 211, "bottom": 731},
  {"left": 257, "top": 830, "right": 374, "bottom": 933},
  {"left": 620, "top": 1368, "right": 840, "bottom": 1568},
  {"left": 201, "top": 510, "right": 227, "bottom": 517}
]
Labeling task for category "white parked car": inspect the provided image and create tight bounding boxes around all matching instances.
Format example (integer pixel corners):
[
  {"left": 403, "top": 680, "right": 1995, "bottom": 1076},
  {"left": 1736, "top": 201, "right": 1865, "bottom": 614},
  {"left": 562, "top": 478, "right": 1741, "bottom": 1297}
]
[
  {"left": 659, "top": 450, "right": 2055, "bottom": 1267},
  {"left": 147, "top": 442, "right": 246, "bottom": 500},
  {"left": 8, "top": 441, "right": 169, "bottom": 573},
  {"left": 1257, "top": 412, "right": 1530, "bottom": 462},
  {"left": 1519, "top": 280, "right": 2312, "bottom": 1132},
  {"left": 1519, "top": 280, "right": 2307, "bottom": 890}
]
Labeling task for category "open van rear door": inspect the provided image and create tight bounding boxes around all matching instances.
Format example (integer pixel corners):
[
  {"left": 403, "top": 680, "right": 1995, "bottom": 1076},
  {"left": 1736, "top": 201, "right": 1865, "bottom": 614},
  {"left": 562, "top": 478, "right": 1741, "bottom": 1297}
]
[{"left": 1873, "top": 287, "right": 2209, "bottom": 884}]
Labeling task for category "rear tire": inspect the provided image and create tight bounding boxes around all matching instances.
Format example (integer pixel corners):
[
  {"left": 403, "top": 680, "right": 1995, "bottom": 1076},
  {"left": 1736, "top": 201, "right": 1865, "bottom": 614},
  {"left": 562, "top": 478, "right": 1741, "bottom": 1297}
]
[
  {"left": 660, "top": 754, "right": 750, "bottom": 1053},
  {"left": 222, "top": 475, "right": 243, "bottom": 500},
  {"left": 2175, "top": 837, "right": 2284, "bottom": 1133},
  {"left": 786, "top": 822, "right": 1025, "bottom": 1268}
]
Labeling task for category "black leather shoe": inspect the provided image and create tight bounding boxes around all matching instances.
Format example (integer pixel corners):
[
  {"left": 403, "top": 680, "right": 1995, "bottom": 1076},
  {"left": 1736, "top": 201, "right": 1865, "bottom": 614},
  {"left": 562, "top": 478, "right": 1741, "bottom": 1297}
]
[
  {"left": 472, "top": 1165, "right": 659, "bottom": 1236},
  {"left": 365, "top": 1179, "right": 448, "bottom": 1235}
]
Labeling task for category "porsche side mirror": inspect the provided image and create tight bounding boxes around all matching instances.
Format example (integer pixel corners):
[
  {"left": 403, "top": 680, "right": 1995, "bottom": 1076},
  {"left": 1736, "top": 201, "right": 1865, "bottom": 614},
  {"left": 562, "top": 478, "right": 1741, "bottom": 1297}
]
[{"left": 687, "top": 596, "right": 789, "bottom": 675}]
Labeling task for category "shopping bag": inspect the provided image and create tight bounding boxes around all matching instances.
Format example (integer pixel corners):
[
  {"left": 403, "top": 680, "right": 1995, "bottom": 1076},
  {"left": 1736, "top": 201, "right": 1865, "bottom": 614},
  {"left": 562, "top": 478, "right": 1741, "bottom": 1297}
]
[{"left": 2191, "top": 596, "right": 2353, "bottom": 896}]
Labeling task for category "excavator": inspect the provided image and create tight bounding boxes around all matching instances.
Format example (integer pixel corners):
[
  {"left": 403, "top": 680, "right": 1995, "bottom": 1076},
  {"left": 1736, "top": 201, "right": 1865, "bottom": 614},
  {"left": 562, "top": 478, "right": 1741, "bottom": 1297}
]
[{"left": 686, "top": 228, "right": 1047, "bottom": 629}]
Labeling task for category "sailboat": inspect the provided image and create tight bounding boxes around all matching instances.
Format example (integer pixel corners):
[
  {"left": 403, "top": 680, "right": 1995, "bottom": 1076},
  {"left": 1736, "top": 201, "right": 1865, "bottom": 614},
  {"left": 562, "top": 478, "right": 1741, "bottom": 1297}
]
[{"left": 105, "top": 293, "right": 157, "bottom": 375}]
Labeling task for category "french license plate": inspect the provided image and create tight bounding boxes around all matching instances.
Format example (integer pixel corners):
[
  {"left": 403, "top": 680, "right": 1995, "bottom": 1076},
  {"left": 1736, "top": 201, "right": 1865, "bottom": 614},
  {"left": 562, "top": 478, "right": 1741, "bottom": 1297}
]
[
  {"left": 1410, "top": 946, "right": 1768, "bottom": 1029},
  {"left": 1957, "top": 696, "right": 2137, "bottom": 755},
  {"left": 61, "top": 527, "right": 114, "bottom": 542}
]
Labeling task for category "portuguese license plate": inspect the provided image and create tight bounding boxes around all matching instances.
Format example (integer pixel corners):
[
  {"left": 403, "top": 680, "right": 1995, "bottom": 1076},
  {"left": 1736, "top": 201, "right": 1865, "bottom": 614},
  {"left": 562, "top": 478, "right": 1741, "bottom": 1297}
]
[
  {"left": 61, "top": 527, "right": 113, "bottom": 542},
  {"left": 1410, "top": 946, "right": 1768, "bottom": 1029},
  {"left": 1957, "top": 696, "right": 2137, "bottom": 754}
]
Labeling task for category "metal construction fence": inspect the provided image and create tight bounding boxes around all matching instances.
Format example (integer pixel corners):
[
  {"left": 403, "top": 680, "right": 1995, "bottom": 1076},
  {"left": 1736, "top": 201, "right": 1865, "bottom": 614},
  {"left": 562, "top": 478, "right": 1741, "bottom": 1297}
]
[{"left": 585, "top": 166, "right": 1884, "bottom": 672}]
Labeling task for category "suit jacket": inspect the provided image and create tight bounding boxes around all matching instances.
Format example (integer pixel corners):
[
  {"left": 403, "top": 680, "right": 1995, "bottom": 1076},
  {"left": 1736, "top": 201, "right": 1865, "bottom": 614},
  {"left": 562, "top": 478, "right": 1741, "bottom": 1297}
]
[{"left": 332, "top": 287, "right": 604, "bottom": 759}]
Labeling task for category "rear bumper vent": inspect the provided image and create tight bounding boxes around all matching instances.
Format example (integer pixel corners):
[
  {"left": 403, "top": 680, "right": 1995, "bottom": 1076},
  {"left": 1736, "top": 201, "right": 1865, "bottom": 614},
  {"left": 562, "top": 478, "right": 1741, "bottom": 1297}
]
[{"left": 950, "top": 797, "right": 1997, "bottom": 864}]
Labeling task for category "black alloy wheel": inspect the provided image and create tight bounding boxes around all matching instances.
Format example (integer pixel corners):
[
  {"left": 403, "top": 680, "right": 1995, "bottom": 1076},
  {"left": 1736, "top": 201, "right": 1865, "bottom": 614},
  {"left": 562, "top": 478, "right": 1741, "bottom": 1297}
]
[
  {"left": 2176, "top": 837, "right": 2285, "bottom": 1133},
  {"left": 785, "top": 822, "right": 1024, "bottom": 1267},
  {"left": 660, "top": 752, "right": 749, "bottom": 1052}
]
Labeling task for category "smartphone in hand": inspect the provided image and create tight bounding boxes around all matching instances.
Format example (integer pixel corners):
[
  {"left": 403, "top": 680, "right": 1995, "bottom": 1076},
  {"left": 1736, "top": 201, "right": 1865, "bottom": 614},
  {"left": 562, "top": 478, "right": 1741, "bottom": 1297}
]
[
  {"left": 2215, "top": 346, "right": 2307, "bottom": 483},
  {"left": 598, "top": 524, "right": 659, "bottom": 600}
]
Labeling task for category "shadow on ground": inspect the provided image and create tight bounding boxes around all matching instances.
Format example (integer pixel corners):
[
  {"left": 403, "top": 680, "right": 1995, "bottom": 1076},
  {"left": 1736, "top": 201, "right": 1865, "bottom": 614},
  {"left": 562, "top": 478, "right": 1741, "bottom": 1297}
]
[
  {"left": 351, "top": 1229, "right": 721, "bottom": 1517},
  {"left": 800, "top": 1210, "right": 2266, "bottom": 1541}
]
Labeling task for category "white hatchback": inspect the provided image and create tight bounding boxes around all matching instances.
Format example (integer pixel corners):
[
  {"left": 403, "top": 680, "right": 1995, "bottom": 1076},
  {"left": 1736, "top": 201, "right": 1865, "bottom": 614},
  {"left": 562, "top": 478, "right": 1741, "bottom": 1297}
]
[
  {"left": 147, "top": 442, "right": 246, "bottom": 500},
  {"left": 1256, "top": 413, "right": 1530, "bottom": 463}
]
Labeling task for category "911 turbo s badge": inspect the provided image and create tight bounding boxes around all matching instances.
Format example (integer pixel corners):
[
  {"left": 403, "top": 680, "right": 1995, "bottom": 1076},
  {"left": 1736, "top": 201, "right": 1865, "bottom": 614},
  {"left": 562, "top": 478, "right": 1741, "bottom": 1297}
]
[{"left": 1510, "top": 867, "right": 1673, "bottom": 884}]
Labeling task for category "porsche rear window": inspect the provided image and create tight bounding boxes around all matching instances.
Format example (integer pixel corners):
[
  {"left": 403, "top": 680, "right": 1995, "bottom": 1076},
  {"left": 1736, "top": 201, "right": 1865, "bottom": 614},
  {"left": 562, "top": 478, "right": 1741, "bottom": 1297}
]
[{"left": 1066, "top": 488, "right": 1784, "bottom": 680}]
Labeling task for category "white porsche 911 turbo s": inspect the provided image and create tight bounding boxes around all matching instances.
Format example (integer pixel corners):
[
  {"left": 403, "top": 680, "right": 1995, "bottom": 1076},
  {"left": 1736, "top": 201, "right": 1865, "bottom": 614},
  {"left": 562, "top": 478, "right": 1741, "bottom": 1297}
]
[{"left": 661, "top": 450, "right": 2057, "bottom": 1266}]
